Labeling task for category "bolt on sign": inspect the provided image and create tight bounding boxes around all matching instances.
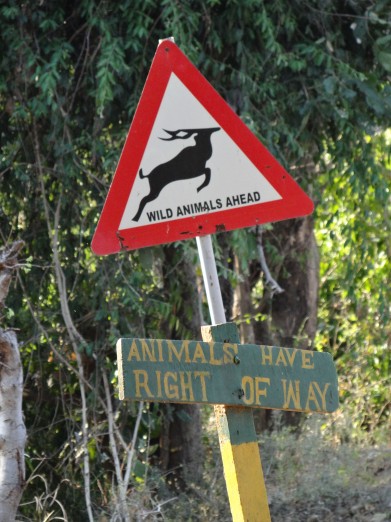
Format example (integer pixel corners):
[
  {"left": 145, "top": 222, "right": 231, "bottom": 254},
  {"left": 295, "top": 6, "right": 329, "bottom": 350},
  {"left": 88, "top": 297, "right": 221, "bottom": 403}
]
[{"left": 117, "top": 338, "right": 338, "bottom": 413}]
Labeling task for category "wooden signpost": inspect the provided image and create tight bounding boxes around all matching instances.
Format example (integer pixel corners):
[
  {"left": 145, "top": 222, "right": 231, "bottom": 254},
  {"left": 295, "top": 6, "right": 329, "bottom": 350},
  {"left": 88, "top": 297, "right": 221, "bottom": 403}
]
[
  {"left": 117, "top": 338, "right": 338, "bottom": 413},
  {"left": 117, "top": 326, "right": 339, "bottom": 521},
  {"left": 92, "top": 39, "right": 339, "bottom": 521}
]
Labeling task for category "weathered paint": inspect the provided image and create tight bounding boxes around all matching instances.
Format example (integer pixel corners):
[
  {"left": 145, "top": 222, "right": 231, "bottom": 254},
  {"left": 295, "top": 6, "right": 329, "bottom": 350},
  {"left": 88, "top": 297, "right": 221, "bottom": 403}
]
[
  {"left": 116, "top": 323, "right": 339, "bottom": 521},
  {"left": 117, "top": 334, "right": 338, "bottom": 413},
  {"left": 202, "top": 323, "right": 271, "bottom": 522},
  {"left": 220, "top": 440, "right": 270, "bottom": 522},
  {"left": 215, "top": 404, "right": 260, "bottom": 445}
]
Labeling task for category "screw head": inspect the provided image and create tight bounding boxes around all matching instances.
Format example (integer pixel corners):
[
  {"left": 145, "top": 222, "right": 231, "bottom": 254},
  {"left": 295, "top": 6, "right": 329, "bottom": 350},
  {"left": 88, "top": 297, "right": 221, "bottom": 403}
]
[{"left": 233, "top": 355, "right": 240, "bottom": 365}]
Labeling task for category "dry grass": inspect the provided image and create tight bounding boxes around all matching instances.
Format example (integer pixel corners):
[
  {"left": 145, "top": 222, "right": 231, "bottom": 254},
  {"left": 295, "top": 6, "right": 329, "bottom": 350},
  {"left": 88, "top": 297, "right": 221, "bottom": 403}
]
[
  {"left": 161, "top": 410, "right": 391, "bottom": 521},
  {"left": 17, "top": 409, "right": 390, "bottom": 521}
]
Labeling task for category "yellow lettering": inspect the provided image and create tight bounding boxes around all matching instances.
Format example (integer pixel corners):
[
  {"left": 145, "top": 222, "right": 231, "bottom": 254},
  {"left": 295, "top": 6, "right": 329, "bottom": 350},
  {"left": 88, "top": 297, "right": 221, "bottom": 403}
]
[
  {"left": 128, "top": 340, "right": 141, "bottom": 361},
  {"left": 133, "top": 369, "right": 152, "bottom": 397},
  {"left": 284, "top": 347, "right": 298, "bottom": 367},
  {"left": 282, "top": 379, "right": 301, "bottom": 410},
  {"left": 275, "top": 348, "right": 288, "bottom": 366},
  {"left": 209, "top": 342, "right": 223, "bottom": 365},
  {"left": 242, "top": 376, "right": 254, "bottom": 405},
  {"left": 192, "top": 342, "right": 207, "bottom": 363},
  {"left": 302, "top": 350, "right": 314, "bottom": 369},
  {"left": 223, "top": 343, "right": 238, "bottom": 363},
  {"left": 141, "top": 339, "right": 156, "bottom": 362},
  {"left": 155, "top": 370, "right": 163, "bottom": 398},
  {"left": 179, "top": 371, "right": 195, "bottom": 401},
  {"left": 255, "top": 377, "right": 270, "bottom": 405},
  {"left": 194, "top": 371, "right": 210, "bottom": 401},
  {"left": 164, "top": 372, "right": 179, "bottom": 399},
  {"left": 305, "top": 381, "right": 321, "bottom": 411},
  {"left": 312, "top": 381, "right": 330, "bottom": 411},
  {"left": 157, "top": 339, "right": 164, "bottom": 362},
  {"left": 167, "top": 340, "right": 190, "bottom": 363},
  {"left": 260, "top": 346, "right": 273, "bottom": 365}
]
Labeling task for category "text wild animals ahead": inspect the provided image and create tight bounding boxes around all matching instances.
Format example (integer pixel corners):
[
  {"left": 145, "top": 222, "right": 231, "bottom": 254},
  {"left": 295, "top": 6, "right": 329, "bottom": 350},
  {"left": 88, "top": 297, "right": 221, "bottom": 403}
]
[{"left": 132, "top": 127, "right": 220, "bottom": 221}]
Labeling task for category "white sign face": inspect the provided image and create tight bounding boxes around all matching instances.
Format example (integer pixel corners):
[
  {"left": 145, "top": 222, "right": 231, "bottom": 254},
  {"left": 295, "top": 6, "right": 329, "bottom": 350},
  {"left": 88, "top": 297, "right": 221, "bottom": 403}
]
[{"left": 119, "top": 74, "right": 281, "bottom": 229}]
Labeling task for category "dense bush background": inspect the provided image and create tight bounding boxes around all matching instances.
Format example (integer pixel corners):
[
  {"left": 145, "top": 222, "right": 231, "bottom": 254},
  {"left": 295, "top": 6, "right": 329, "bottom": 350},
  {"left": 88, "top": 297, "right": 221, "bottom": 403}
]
[{"left": 0, "top": 1, "right": 389, "bottom": 519}]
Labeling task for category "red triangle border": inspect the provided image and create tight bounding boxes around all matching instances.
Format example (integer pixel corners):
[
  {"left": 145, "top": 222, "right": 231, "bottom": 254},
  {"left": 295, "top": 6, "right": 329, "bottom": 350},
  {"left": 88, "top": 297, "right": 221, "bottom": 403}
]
[{"left": 92, "top": 40, "right": 313, "bottom": 255}]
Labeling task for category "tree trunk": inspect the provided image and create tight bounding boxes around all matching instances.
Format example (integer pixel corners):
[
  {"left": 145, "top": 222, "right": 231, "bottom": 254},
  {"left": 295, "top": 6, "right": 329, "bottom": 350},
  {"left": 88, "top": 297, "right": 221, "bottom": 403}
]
[
  {"left": 231, "top": 218, "right": 319, "bottom": 431},
  {"left": 0, "top": 241, "right": 26, "bottom": 521},
  {"left": 160, "top": 403, "right": 202, "bottom": 489},
  {"left": 231, "top": 253, "right": 273, "bottom": 432},
  {"left": 0, "top": 329, "right": 25, "bottom": 522},
  {"left": 258, "top": 217, "right": 319, "bottom": 429},
  {"left": 232, "top": 254, "right": 255, "bottom": 344},
  {"left": 254, "top": 216, "right": 319, "bottom": 350},
  {"left": 159, "top": 245, "right": 203, "bottom": 488}
]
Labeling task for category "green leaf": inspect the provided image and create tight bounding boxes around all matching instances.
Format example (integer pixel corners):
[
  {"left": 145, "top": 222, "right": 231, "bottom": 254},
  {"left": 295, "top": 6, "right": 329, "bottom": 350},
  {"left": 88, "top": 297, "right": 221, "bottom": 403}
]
[{"left": 374, "top": 35, "right": 391, "bottom": 72}]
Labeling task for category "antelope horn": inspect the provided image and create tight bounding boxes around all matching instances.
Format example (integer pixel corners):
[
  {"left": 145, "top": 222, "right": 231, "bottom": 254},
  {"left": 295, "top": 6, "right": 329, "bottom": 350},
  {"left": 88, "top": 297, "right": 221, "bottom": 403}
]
[{"left": 159, "top": 129, "right": 195, "bottom": 141}]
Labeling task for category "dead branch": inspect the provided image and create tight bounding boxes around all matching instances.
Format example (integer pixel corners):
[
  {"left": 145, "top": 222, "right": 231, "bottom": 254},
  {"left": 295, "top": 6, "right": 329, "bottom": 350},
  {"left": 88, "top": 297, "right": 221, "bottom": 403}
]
[{"left": 256, "top": 226, "right": 284, "bottom": 295}]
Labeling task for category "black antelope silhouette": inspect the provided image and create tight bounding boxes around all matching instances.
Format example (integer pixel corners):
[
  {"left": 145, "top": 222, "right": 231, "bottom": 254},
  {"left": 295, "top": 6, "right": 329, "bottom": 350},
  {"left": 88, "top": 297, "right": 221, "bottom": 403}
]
[{"left": 132, "top": 127, "right": 220, "bottom": 221}]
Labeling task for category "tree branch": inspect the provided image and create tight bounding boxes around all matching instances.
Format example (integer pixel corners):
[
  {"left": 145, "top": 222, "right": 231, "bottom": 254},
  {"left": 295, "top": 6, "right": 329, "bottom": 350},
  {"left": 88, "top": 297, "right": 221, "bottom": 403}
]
[
  {"left": 33, "top": 121, "right": 94, "bottom": 522},
  {"left": 256, "top": 227, "right": 284, "bottom": 295}
]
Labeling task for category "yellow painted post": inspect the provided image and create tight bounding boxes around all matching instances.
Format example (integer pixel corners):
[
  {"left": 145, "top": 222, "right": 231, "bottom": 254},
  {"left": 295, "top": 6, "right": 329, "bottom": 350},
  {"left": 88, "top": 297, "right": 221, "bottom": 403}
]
[{"left": 201, "top": 323, "right": 271, "bottom": 522}]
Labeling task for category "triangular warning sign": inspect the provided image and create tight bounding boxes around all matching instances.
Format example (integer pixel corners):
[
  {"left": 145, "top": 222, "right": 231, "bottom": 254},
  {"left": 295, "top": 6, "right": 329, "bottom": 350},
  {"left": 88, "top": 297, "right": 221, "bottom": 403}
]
[{"left": 92, "top": 40, "right": 313, "bottom": 255}]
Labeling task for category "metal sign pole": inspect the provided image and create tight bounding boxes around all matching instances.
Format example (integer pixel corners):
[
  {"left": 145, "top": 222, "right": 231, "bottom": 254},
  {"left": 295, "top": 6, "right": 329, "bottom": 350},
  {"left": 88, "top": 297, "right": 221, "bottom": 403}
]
[
  {"left": 196, "top": 235, "right": 226, "bottom": 325},
  {"left": 196, "top": 234, "right": 271, "bottom": 522}
]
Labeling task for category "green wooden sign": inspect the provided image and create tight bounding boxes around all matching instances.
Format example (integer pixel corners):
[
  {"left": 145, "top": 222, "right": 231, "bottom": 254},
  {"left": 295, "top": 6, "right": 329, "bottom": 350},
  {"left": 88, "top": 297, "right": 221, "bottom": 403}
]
[{"left": 117, "top": 338, "right": 338, "bottom": 413}]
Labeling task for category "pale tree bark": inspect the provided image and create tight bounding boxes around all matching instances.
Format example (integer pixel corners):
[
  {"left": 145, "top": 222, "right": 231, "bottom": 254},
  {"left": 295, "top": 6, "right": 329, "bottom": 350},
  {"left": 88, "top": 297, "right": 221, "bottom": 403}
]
[{"left": 0, "top": 240, "right": 26, "bottom": 522}]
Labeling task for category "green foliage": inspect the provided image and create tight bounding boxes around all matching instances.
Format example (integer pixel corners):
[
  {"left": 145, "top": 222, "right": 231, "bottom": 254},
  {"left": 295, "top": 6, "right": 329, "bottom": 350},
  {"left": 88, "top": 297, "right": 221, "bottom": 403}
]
[
  {"left": 315, "top": 130, "right": 390, "bottom": 436},
  {"left": 0, "top": 0, "right": 390, "bottom": 519}
]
